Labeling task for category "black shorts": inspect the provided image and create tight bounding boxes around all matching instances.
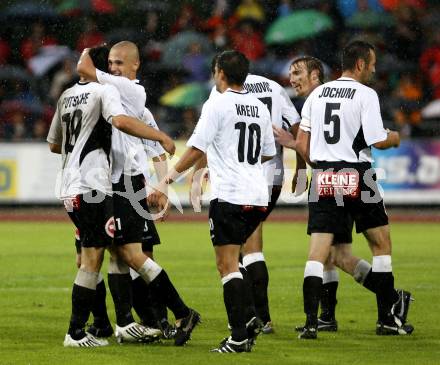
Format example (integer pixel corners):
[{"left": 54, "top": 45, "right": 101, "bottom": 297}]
[
  {"left": 66, "top": 191, "right": 114, "bottom": 249},
  {"left": 113, "top": 174, "right": 155, "bottom": 246},
  {"left": 307, "top": 161, "right": 388, "bottom": 238},
  {"left": 261, "top": 185, "right": 282, "bottom": 221},
  {"left": 142, "top": 217, "right": 161, "bottom": 252},
  {"left": 209, "top": 199, "right": 267, "bottom": 246}
]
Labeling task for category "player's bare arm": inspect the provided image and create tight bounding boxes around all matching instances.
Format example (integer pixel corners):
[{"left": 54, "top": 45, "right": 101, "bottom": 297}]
[
  {"left": 373, "top": 130, "right": 400, "bottom": 149},
  {"left": 112, "top": 115, "right": 176, "bottom": 155},
  {"left": 77, "top": 48, "right": 98, "bottom": 82},
  {"left": 295, "top": 128, "right": 311, "bottom": 166}
]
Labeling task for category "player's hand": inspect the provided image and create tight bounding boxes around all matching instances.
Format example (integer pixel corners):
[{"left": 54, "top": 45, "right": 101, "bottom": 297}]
[
  {"left": 156, "top": 193, "right": 170, "bottom": 221},
  {"left": 292, "top": 168, "right": 308, "bottom": 195},
  {"left": 159, "top": 134, "right": 176, "bottom": 157},
  {"left": 273, "top": 125, "right": 296, "bottom": 149},
  {"left": 189, "top": 167, "right": 208, "bottom": 213}
]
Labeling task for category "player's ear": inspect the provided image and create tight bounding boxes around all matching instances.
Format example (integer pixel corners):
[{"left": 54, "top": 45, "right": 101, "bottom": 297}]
[
  {"left": 356, "top": 58, "right": 365, "bottom": 72},
  {"left": 310, "top": 70, "right": 319, "bottom": 81}
]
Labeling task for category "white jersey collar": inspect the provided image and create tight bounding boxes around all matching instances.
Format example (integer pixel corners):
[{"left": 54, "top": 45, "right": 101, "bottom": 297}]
[{"left": 226, "top": 87, "right": 248, "bottom": 94}]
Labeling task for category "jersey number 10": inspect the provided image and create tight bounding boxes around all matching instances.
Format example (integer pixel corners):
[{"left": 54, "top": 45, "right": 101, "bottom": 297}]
[{"left": 235, "top": 122, "right": 261, "bottom": 165}]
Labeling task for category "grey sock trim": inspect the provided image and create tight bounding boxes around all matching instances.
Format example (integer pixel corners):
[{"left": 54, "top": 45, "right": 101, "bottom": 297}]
[
  {"left": 74, "top": 269, "right": 99, "bottom": 290},
  {"left": 353, "top": 259, "right": 372, "bottom": 284},
  {"left": 108, "top": 257, "right": 130, "bottom": 274}
]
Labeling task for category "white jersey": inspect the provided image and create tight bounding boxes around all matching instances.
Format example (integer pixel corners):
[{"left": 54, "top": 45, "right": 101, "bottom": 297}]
[
  {"left": 96, "top": 70, "right": 146, "bottom": 183},
  {"left": 47, "top": 81, "right": 125, "bottom": 199},
  {"left": 210, "top": 74, "right": 300, "bottom": 185},
  {"left": 141, "top": 108, "right": 165, "bottom": 160},
  {"left": 188, "top": 88, "right": 276, "bottom": 206},
  {"left": 300, "top": 77, "right": 388, "bottom": 163}
]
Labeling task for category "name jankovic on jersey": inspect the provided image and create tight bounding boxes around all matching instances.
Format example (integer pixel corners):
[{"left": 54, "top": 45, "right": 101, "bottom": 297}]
[
  {"left": 63, "top": 92, "right": 91, "bottom": 108},
  {"left": 235, "top": 104, "right": 260, "bottom": 118},
  {"left": 243, "top": 82, "right": 272, "bottom": 94},
  {"left": 318, "top": 87, "right": 356, "bottom": 99}
]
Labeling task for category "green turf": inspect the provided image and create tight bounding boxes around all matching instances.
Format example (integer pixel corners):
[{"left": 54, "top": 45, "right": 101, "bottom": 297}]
[{"left": 0, "top": 221, "right": 439, "bottom": 365}]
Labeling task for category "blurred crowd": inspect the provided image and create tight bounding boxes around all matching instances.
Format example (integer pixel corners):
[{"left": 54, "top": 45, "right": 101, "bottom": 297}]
[{"left": 1, "top": 0, "right": 440, "bottom": 141}]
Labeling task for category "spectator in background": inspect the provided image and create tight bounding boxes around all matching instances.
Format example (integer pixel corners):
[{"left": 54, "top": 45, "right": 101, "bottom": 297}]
[
  {"left": 387, "top": 5, "right": 422, "bottom": 64},
  {"left": 140, "top": 11, "right": 166, "bottom": 62},
  {"left": 76, "top": 18, "right": 105, "bottom": 52},
  {"left": 182, "top": 42, "right": 209, "bottom": 82},
  {"left": 420, "top": 32, "right": 440, "bottom": 99},
  {"left": 277, "top": 0, "right": 292, "bottom": 17},
  {"left": 49, "top": 57, "right": 78, "bottom": 102},
  {"left": 170, "top": 4, "right": 200, "bottom": 34},
  {"left": 230, "top": 20, "right": 265, "bottom": 61},
  {"left": 20, "top": 22, "right": 58, "bottom": 61},
  {"left": 0, "top": 37, "right": 11, "bottom": 65},
  {"left": 390, "top": 72, "right": 422, "bottom": 137}
]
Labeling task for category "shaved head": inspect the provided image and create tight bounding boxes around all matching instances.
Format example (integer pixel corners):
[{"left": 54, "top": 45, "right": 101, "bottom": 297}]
[
  {"left": 111, "top": 41, "right": 140, "bottom": 63},
  {"left": 108, "top": 41, "right": 140, "bottom": 80}
]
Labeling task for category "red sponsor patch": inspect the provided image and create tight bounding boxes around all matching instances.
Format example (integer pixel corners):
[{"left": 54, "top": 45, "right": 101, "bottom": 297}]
[
  {"left": 64, "top": 195, "right": 81, "bottom": 212},
  {"left": 316, "top": 171, "right": 359, "bottom": 198},
  {"left": 105, "top": 217, "right": 115, "bottom": 238}
]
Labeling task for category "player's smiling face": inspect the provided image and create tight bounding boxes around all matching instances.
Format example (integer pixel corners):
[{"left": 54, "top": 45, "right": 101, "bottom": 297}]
[
  {"left": 108, "top": 48, "right": 132, "bottom": 79},
  {"left": 290, "top": 62, "right": 313, "bottom": 97}
]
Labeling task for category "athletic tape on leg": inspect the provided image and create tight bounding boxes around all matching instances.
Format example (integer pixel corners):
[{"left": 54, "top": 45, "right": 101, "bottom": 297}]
[
  {"left": 323, "top": 269, "right": 339, "bottom": 284},
  {"left": 372, "top": 255, "right": 392, "bottom": 273},
  {"left": 221, "top": 271, "right": 243, "bottom": 285},
  {"left": 304, "top": 260, "right": 324, "bottom": 279},
  {"left": 138, "top": 258, "right": 162, "bottom": 283},
  {"left": 353, "top": 259, "right": 372, "bottom": 283},
  {"left": 108, "top": 257, "right": 130, "bottom": 274},
  {"left": 74, "top": 269, "right": 99, "bottom": 290},
  {"left": 243, "top": 252, "right": 265, "bottom": 267}
]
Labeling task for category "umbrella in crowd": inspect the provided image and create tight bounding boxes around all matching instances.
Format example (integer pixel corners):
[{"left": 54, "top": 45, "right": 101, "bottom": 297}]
[
  {"left": 162, "top": 31, "right": 213, "bottom": 68},
  {"left": 28, "top": 45, "right": 73, "bottom": 77},
  {"left": 57, "top": 0, "right": 115, "bottom": 16},
  {"left": 265, "top": 10, "right": 334, "bottom": 45},
  {"left": 1, "top": 1, "right": 58, "bottom": 19},
  {"left": 346, "top": 10, "right": 395, "bottom": 29},
  {"left": 160, "top": 83, "right": 209, "bottom": 108}
]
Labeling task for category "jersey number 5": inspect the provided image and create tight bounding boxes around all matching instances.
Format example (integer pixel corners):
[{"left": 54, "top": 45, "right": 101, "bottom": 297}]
[
  {"left": 324, "top": 103, "right": 340, "bottom": 144},
  {"left": 235, "top": 122, "right": 261, "bottom": 165},
  {"left": 62, "top": 110, "right": 83, "bottom": 153}
]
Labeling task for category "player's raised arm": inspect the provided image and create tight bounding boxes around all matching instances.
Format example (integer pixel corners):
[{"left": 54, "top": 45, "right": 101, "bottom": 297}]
[{"left": 77, "top": 48, "right": 98, "bottom": 82}]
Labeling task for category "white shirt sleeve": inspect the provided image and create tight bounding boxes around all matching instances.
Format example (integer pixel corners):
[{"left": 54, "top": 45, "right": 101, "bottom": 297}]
[
  {"left": 299, "top": 93, "right": 312, "bottom": 133},
  {"left": 280, "top": 87, "right": 301, "bottom": 128},
  {"left": 100, "top": 84, "right": 126, "bottom": 123},
  {"left": 262, "top": 110, "right": 276, "bottom": 157},
  {"left": 361, "top": 89, "right": 388, "bottom": 146},
  {"left": 187, "top": 100, "right": 219, "bottom": 153},
  {"left": 142, "top": 108, "right": 166, "bottom": 158},
  {"left": 46, "top": 100, "right": 63, "bottom": 144}
]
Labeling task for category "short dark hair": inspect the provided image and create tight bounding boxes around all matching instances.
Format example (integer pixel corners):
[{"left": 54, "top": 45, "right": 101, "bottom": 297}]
[
  {"left": 216, "top": 50, "right": 249, "bottom": 86},
  {"left": 291, "top": 56, "right": 324, "bottom": 84},
  {"left": 89, "top": 45, "right": 109, "bottom": 72},
  {"left": 342, "top": 41, "right": 375, "bottom": 71},
  {"left": 211, "top": 54, "right": 219, "bottom": 75}
]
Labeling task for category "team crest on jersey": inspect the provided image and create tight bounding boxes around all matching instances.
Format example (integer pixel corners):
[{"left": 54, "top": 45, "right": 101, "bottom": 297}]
[
  {"left": 317, "top": 171, "right": 359, "bottom": 198},
  {"left": 105, "top": 217, "right": 115, "bottom": 238}
]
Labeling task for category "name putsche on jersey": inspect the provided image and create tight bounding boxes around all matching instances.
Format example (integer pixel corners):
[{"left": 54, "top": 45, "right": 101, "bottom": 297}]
[{"left": 62, "top": 92, "right": 91, "bottom": 109}]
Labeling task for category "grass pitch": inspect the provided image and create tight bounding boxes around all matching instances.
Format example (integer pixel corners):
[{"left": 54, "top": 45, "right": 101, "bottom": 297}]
[{"left": 0, "top": 220, "right": 439, "bottom": 365}]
